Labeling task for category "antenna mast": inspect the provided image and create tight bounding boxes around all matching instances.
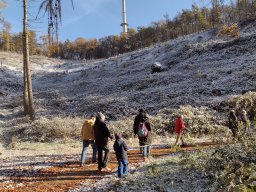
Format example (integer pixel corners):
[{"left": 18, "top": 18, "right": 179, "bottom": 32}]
[{"left": 121, "top": 0, "right": 128, "bottom": 33}]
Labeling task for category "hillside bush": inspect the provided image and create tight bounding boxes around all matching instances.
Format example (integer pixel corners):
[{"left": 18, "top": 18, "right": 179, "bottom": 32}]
[
  {"left": 166, "top": 105, "right": 229, "bottom": 137},
  {"left": 109, "top": 106, "right": 230, "bottom": 141},
  {"left": 218, "top": 23, "right": 240, "bottom": 38},
  {"left": 227, "top": 92, "right": 256, "bottom": 125},
  {"left": 179, "top": 136, "right": 256, "bottom": 191},
  {"left": 108, "top": 117, "right": 134, "bottom": 138},
  {"left": 195, "top": 137, "right": 256, "bottom": 191}
]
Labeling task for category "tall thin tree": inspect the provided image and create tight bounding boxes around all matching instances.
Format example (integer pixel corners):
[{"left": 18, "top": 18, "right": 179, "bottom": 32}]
[{"left": 23, "top": 0, "right": 35, "bottom": 120}]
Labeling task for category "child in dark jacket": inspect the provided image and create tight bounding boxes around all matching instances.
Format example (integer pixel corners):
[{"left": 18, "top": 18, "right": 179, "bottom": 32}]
[{"left": 113, "top": 133, "right": 129, "bottom": 178}]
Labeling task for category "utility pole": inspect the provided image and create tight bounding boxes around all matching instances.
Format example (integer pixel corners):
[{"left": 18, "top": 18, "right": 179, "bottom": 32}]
[{"left": 121, "top": 0, "right": 128, "bottom": 34}]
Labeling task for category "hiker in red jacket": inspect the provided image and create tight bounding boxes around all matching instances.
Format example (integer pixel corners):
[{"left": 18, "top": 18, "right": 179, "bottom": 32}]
[{"left": 174, "top": 114, "right": 186, "bottom": 146}]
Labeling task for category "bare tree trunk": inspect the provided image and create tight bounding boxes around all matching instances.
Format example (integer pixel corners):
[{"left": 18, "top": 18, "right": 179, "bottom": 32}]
[
  {"left": 23, "top": 53, "right": 29, "bottom": 114},
  {"left": 238, "top": 0, "right": 241, "bottom": 21},
  {"left": 23, "top": 0, "right": 29, "bottom": 114},
  {"left": 23, "top": 0, "right": 35, "bottom": 120}
]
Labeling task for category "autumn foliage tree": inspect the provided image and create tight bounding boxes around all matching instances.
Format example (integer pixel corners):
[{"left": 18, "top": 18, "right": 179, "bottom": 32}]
[{"left": 2, "top": 0, "right": 256, "bottom": 60}]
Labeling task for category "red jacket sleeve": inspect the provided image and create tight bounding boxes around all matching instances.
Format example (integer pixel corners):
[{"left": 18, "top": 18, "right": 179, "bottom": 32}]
[
  {"left": 175, "top": 118, "right": 185, "bottom": 132},
  {"left": 180, "top": 118, "right": 185, "bottom": 129}
]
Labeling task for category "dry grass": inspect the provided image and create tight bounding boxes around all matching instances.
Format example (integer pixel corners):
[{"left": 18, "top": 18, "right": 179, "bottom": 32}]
[
  {"left": 0, "top": 141, "right": 81, "bottom": 158},
  {"left": 1, "top": 116, "right": 83, "bottom": 146},
  {"left": 4, "top": 94, "right": 251, "bottom": 151},
  {"left": 1, "top": 104, "right": 231, "bottom": 148}
]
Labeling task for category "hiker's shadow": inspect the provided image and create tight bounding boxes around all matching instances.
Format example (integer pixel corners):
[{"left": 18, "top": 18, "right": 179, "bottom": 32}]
[
  {"left": 33, "top": 169, "right": 109, "bottom": 181},
  {"left": 0, "top": 168, "right": 111, "bottom": 183}
]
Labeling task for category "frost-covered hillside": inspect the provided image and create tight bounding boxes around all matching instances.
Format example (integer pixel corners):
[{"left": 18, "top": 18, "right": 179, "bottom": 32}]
[{"left": 0, "top": 21, "right": 256, "bottom": 122}]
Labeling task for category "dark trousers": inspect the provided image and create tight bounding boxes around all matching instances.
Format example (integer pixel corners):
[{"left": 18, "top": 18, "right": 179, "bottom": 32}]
[
  {"left": 139, "top": 139, "right": 151, "bottom": 157},
  {"left": 230, "top": 127, "right": 238, "bottom": 138},
  {"left": 97, "top": 145, "right": 110, "bottom": 170}
]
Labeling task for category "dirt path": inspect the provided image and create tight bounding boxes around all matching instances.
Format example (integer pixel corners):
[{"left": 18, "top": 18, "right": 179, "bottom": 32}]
[{"left": 0, "top": 142, "right": 220, "bottom": 192}]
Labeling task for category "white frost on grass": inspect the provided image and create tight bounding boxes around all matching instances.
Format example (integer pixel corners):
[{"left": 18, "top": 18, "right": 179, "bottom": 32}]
[
  {"left": 71, "top": 156, "right": 214, "bottom": 192},
  {"left": 1, "top": 21, "right": 256, "bottom": 120}
]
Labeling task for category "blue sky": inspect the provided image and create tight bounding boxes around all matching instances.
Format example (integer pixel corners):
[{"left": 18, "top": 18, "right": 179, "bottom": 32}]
[{"left": 3, "top": 0, "right": 211, "bottom": 41}]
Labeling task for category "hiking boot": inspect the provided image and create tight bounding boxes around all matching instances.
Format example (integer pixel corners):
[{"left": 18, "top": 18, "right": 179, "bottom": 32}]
[
  {"left": 181, "top": 143, "right": 187, "bottom": 147},
  {"left": 143, "top": 157, "right": 150, "bottom": 163}
]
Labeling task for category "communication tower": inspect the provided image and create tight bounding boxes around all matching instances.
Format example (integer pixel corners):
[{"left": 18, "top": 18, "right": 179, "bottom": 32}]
[{"left": 121, "top": 0, "right": 128, "bottom": 33}]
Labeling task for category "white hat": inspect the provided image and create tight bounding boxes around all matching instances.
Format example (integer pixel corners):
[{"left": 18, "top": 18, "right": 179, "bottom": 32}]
[{"left": 97, "top": 112, "right": 106, "bottom": 121}]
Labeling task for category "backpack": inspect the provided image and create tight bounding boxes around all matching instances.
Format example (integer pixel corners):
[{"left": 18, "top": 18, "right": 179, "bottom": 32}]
[{"left": 138, "top": 122, "right": 148, "bottom": 137}]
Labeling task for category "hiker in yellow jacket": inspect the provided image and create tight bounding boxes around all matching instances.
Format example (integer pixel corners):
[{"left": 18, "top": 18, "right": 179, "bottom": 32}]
[{"left": 80, "top": 114, "right": 97, "bottom": 166}]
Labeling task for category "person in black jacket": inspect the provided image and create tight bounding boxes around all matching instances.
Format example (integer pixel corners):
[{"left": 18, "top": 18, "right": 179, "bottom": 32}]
[
  {"left": 113, "top": 133, "right": 129, "bottom": 178},
  {"left": 133, "top": 109, "right": 146, "bottom": 136},
  {"left": 133, "top": 109, "right": 152, "bottom": 158},
  {"left": 93, "top": 112, "right": 113, "bottom": 171}
]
